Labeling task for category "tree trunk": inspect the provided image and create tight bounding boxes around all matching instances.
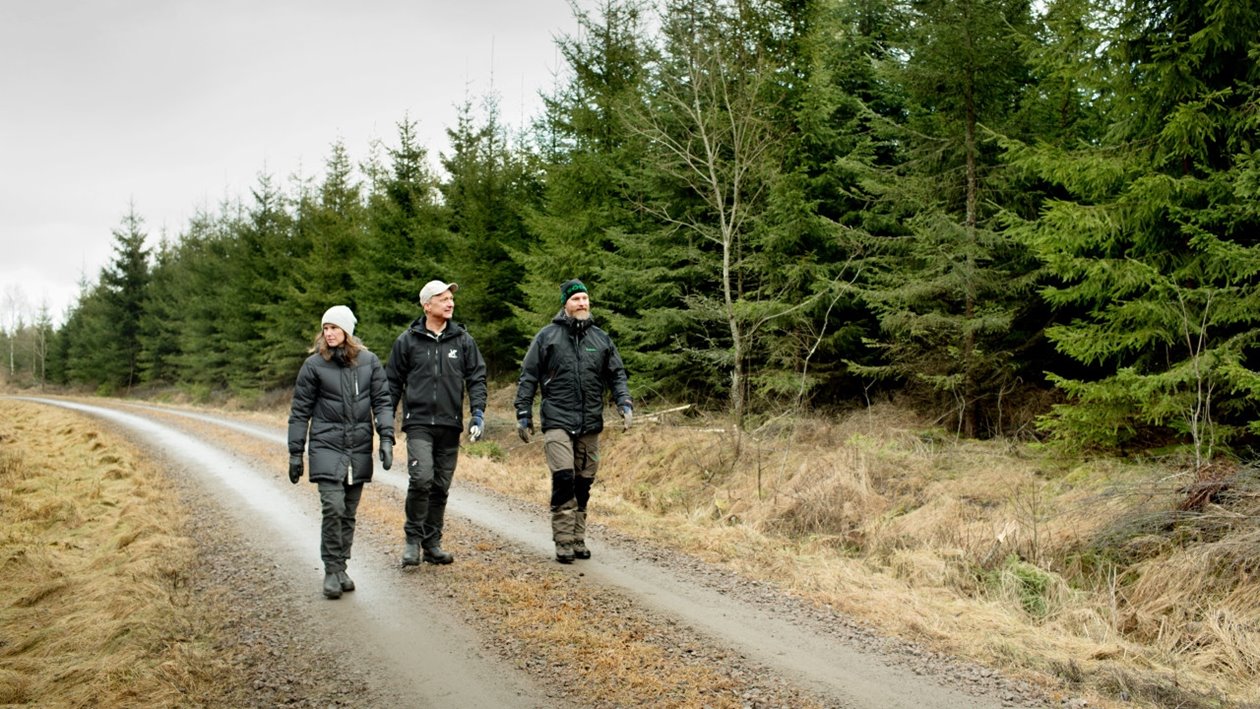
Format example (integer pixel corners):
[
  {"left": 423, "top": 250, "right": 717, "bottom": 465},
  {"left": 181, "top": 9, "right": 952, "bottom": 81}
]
[{"left": 962, "top": 51, "right": 979, "bottom": 438}]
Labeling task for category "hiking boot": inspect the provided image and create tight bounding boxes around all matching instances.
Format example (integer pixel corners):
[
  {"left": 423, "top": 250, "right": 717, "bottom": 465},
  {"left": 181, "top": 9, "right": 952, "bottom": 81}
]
[
  {"left": 423, "top": 547, "right": 454, "bottom": 565},
  {"left": 401, "top": 542, "right": 421, "bottom": 566},
  {"left": 323, "top": 573, "right": 342, "bottom": 599},
  {"left": 555, "top": 542, "right": 575, "bottom": 564},
  {"left": 336, "top": 570, "right": 355, "bottom": 592},
  {"left": 572, "top": 540, "right": 591, "bottom": 560}
]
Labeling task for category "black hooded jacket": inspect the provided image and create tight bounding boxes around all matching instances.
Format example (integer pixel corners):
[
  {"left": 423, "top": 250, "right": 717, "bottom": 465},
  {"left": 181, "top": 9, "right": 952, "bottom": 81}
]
[
  {"left": 385, "top": 318, "right": 488, "bottom": 431},
  {"left": 514, "top": 312, "right": 631, "bottom": 436},
  {"left": 288, "top": 347, "right": 394, "bottom": 484}
]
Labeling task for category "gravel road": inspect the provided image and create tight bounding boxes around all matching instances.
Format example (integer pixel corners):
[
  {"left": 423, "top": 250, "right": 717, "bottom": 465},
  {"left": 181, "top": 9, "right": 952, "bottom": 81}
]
[{"left": 24, "top": 397, "right": 1071, "bottom": 708}]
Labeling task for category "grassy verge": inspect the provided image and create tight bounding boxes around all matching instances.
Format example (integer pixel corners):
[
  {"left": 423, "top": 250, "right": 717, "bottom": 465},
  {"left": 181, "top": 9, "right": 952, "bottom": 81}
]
[
  {"left": 450, "top": 394, "right": 1258, "bottom": 709},
  {"left": 0, "top": 400, "right": 237, "bottom": 706},
  {"left": 36, "top": 388, "right": 1259, "bottom": 707}
]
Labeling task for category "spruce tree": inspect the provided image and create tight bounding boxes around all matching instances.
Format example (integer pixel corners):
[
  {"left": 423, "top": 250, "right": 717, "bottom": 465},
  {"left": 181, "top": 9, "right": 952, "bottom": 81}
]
[
  {"left": 521, "top": 0, "right": 653, "bottom": 330},
  {"left": 136, "top": 236, "right": 183, "bottom": 385},
  {"left": 858, "top": 0, "right": 1040, "bottom": 436},
  {"left": 91, "top": 206, "right": 152, "bottom": 391},
  {"left": 221, "top": 174, "right": 294, "bottom": 394},
  {"left": 355, "top": 119, "right": 451, "bottom": 352},
  {"left": 440, "top": 97, "right": 539, "bottom": 377},
  {"left": 262, "top": 140, "right": 365, "bottom": 384},
  {"left": 1011, "top": 0, "right": 1260, "bottom": 461},
  {"left": 169, "top": 204, "right": 246, "bottom": 391}
]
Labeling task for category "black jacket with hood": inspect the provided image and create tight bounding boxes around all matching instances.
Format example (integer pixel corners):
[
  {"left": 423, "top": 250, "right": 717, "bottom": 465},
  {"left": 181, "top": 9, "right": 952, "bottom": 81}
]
[
  {"left": 385, "top": 318, "right": 488, "bottom": 431},
  {"left": 514, "top": 312, "right": 631, "bottom": 436},
  {"left": 288, "top": 347, "right": 394, "bottom": 485}
]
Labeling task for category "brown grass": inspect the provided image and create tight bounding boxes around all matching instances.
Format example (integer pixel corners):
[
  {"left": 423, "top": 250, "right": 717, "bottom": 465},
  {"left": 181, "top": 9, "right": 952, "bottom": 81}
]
[
  {"left": 27, "top": 388, "right": 1259, "bottom": 708},
  {"left": 0, "top": 400, "right": 236, "bottom": 707},
  {"left": 452, "top": 396, "right": 1260, "bottom": 709}
]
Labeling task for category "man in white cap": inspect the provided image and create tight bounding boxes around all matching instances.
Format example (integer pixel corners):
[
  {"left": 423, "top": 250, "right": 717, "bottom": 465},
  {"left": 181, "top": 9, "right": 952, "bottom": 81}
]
[{"left": 386, "top": 280, "right": 487, "bottom": 565}]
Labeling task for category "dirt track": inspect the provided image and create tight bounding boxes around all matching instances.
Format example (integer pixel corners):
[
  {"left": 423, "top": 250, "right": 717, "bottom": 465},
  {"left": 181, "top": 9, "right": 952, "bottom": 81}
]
[{"left": 19, "top": 396, "right": 1062, "bottom": 708}]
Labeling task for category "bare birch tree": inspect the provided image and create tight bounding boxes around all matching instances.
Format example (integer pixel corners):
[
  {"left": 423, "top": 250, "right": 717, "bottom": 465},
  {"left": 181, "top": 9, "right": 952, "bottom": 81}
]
[{"left": 624, "top": 0, "right": 782, "bottom": 431}]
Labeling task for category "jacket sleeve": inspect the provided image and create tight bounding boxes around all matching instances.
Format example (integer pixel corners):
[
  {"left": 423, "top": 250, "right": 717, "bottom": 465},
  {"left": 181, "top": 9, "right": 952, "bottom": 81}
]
[
  {"left": 604, "top": 338, "right": 632, "bottom": 408},
  {"left": 463, "top": 334, "right": 489, "bottom": 415},
  {"left": 384, "top": 333, "right": 407, "bottom": 414},
  {"left": 287, "top": 359, "right": 317, "bottom": 456},
  {"left": 513, "top": 331, "right": 544, "bottom": 419},
  {"left": 370, "top": 353, "right": 394, "bottom": 443}
]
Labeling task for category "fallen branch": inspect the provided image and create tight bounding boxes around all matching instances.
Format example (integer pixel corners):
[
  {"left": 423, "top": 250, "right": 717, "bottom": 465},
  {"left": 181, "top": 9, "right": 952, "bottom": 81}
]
[{"left": 641, "top": 404, "right": 692, "bottom": 422}]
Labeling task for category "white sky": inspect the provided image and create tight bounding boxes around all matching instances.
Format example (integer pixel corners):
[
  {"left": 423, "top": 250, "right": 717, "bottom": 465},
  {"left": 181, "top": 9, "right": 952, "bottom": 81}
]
[{"left": 0, "top": 0, "right": 576, "bottom": 327}]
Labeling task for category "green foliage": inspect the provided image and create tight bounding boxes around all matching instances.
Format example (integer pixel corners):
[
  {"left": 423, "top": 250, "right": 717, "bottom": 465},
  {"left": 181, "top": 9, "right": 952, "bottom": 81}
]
[
  {"left": 1012, "top": 0, "right": 1260, "bottom": 459},
  {"left": 859, "top": 0, "right": 1044, "bottom": 436},
  {"left": 463, "top": 440, "right": 506, "bottom": 462},
  {"left": 32, "top": 0, "right": 1260, "bottom": 467},
  {"left": 986, "top": 553, "right": 1052, "bottom": 617},
  {"left": 440, "top": 98, "right": 540, "bottom": 377},
  {"left": 136, "top": 239, "right": 184, "bottom": 385},
  {"left": 354, "top": 118, "right": 452, "bottom": 352},
  {"left": 59, "top": 208, "right": 151, "bottom": 391}
]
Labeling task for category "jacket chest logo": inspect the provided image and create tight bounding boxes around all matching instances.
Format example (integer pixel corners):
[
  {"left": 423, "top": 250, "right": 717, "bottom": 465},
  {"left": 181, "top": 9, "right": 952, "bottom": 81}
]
[{"left": 448, "top": 348, "right": 459, "bottom": 359}]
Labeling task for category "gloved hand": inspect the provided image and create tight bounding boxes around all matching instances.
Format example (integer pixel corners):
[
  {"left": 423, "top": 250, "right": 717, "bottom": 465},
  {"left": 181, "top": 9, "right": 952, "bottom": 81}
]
[
  {"left": 288, "top": 455, "right": 303, "bottom": 484},
  {"left": 379, "top": 440, "right": 393, "bottom": 470},
  {"left": 468, "top": 410, "right": 484, "bottom": 442},
  {"left": 621, "top": 404, "right": 633, "bottom": 432},
  {"left": 517, "top": 417, "right": 533, "bottom": 443}
]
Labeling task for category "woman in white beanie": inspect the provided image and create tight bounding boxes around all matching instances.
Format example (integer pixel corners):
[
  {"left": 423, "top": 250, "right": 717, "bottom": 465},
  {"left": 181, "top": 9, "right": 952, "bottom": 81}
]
[{"left": 287, "top": 305, "right": 395, "bottom": 599}]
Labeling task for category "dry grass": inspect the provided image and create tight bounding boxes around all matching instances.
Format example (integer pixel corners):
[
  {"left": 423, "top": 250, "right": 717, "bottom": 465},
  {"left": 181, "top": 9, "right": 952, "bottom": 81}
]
[
  {"left": 452, "top": 396, "right": 1260, "bottom": 709},
  {"left": 0, "top": 400, "right": 240, "bottom": 707},
  {"left": 39, "top": 387, "right": 1259, "bottom": 708}
]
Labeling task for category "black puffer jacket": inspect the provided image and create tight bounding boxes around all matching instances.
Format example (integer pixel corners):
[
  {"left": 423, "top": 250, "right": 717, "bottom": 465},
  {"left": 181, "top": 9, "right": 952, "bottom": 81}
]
[
  {"left": 385, "top": 318, "right": 488, "bottom": 431},
  {"left": 514, "top": 312, "right": 631, "bottom": 436},
  {"left": 288, "top": 347, "right": 394, "bottom": 484}
]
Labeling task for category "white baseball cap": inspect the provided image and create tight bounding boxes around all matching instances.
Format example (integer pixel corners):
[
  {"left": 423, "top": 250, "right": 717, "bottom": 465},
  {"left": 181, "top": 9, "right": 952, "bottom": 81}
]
[{"left": 419, "top": 280, "right": 459, "bottom": 304}]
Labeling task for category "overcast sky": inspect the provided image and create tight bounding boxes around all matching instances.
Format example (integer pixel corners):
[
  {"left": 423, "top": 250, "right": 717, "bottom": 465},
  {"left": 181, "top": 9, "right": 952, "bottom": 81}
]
[{"left": 0, "top": 0, "right": 577, "bottom": 326}]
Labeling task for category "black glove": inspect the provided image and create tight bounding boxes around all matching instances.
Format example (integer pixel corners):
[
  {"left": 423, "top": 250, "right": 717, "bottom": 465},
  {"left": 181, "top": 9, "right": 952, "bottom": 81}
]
[
  {"left": 288, "top": 455, "right": 303, "bottom": 484},
  {"left": 621, "top": 404, "right": 633, "bottom": 432},
  {"left": 379, "top": 441, "right": 393, "bottom": 470},
  {"left": 517, "top": 417, "right": 533, "bottom": 443},
  {"left": 468, "top": 410, "right": 484, "bottom": 442}
]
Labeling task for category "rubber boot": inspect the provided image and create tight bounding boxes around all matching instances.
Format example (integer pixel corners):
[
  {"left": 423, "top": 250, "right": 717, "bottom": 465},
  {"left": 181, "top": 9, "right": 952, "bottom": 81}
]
[
  {"left": 337, "top": 570, "right": 355, "bottom": 592},
  {"left": 423, "top": 547, "right": 454, "bottom": 564},
  {"left": 402, "top": 541, "right": 420, "bottom": 566},
  {"left": 323, "top": 573, "right": 342, "bottom": 599},
  {"left": 573, "top": 509, "right": 590, "bottom": 559}
]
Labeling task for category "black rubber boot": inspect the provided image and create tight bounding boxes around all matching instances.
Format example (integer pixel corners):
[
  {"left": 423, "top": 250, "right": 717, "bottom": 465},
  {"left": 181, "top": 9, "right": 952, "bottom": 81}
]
[
  {"left": 323, "top": 573, "right": 342, "bottom": 599},
  {"left": 337, "top": 570, "right": 355, "bottom": 592},
  {"left": 402, "top": 541, "right": 421, "bottom": 566},
  {"left": 423, "top": 547, "right": 454, "bottom": 564}
]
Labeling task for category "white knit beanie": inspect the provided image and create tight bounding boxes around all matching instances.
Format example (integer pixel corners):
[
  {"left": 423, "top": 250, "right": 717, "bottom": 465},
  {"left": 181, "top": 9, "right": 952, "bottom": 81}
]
[{"left": 321, "top": 305, "right": 357, "bottom": 337}]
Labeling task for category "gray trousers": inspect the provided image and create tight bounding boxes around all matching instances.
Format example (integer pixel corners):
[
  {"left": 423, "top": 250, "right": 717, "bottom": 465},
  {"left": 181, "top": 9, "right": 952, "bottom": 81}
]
[
  {"left": 319, "top": 481, "right": 364, "bottom": 573},
  {"left": 403, "top": 425, "right": 460, "bottom": 548},
  {"left": 544, "top": 429, "right": 600, "bottom": 543}
]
